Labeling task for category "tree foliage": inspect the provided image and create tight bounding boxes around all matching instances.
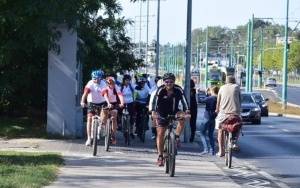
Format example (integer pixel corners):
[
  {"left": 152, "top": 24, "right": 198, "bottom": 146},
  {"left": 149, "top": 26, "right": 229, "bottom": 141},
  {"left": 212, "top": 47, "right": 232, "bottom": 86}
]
[{"left": 0, "top": 0, "right": 142, "bottom": 116}]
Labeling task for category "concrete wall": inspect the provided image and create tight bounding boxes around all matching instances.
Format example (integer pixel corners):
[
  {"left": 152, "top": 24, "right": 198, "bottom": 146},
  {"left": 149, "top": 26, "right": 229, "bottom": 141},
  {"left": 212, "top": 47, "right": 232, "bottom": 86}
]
[{"left": 47, "top": 24, "right": 83, "bottom": 137}]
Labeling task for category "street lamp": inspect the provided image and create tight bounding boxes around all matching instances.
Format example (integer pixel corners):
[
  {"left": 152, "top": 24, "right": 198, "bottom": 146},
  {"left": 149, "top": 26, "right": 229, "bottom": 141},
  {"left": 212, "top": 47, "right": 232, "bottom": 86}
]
[{"left": 282, "top": 0, "right": 289, "bottom": 109}]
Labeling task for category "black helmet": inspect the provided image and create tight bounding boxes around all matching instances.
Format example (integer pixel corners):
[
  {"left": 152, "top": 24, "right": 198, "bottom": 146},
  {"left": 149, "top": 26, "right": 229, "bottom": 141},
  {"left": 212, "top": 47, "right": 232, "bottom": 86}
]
[
  {"left": 163, "top": 73, "right": 175, "bottom": 81},
  {"left": 123, "top": 74, "right": 131, "bottom": 81},
  {"left": 154, "top": 76, "right": 162, "bottom": 83}
]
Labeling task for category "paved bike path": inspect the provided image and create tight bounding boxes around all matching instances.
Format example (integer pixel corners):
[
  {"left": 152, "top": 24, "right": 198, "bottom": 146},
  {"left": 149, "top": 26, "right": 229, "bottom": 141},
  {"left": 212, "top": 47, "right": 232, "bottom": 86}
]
[{"left": 0, "top": 117, "right": 240, "bottom": 188}]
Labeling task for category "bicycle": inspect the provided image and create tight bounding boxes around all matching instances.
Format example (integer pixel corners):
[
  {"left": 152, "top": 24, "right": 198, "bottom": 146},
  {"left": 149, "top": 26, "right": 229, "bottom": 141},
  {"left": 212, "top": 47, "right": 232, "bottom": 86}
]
[
  {"left": 121, "top": 104, "right": 130, "bottom": 145},
  {"left": 136, "top": 102, "right": 148, "bottom": 143},
  {"left": 104, "top": 107, "right": 115, "bottom": 151},
  {"left": 221, "top": 114, "right": 243, "bottom": 169},
  {"left": 161, "top": 114, "right": 182, "bottom": 177},
  {"left": 85, "top": 104, "right": 104, "bottom": 156}
]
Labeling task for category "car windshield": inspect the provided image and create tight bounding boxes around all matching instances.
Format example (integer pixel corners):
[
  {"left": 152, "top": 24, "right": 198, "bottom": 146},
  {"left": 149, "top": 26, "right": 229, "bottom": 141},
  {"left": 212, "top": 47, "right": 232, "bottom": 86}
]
[
  {"left": 242, "top": 94, "right": 255, "bottom": 103},
  {"left": 253, "top": 94, "right": 263, "bottom": 102}
]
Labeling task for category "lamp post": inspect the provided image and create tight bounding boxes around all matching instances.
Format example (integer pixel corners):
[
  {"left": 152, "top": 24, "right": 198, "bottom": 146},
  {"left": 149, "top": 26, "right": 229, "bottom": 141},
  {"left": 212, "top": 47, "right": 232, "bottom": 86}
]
[
  {"left": 282, "top": 0, "right": 289, "bottom": 110},
  {"left": 205, "top": 26, "right": 209, "bottom": 89},
  {"left": 155, "top": 0, "right": 160, "bottom": 76}
]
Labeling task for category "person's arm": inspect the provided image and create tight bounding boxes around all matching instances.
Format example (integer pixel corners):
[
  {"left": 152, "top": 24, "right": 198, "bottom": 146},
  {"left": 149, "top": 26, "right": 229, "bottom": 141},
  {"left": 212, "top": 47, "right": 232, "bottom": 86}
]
[
  {"left": 216, "top": 92, "right": 221, "bottom": 113},
  {"left": 102, "top": 89, "right": 111, "bottom": 107},
  {"left": 117, "top": 92, "right": 124, "bottom": 106},
  {"left": 80, "top": 90, "right": 88, "bottom": 107}
]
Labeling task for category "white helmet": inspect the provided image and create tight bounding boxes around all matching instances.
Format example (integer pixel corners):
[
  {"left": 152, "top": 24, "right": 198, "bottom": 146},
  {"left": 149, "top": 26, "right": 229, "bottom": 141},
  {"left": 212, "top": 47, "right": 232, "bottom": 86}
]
[{"left": 157, "top": 79, "right": 164, "bottom": 87}]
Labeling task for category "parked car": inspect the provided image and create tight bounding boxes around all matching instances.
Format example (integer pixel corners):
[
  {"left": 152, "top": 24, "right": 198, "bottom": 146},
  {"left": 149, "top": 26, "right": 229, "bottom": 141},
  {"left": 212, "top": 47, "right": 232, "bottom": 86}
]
[
  {"left": 241, "top": 92, "right": 261, "bottom": 124},
  {"left": 266, "top": 77, "right": 277, "bottom": 87},
  {"left": 197, "top": 89, "right": 206, "bottom": 104},
  {"left": 251, "top": 92, "right": 269, "bottom": 117}
]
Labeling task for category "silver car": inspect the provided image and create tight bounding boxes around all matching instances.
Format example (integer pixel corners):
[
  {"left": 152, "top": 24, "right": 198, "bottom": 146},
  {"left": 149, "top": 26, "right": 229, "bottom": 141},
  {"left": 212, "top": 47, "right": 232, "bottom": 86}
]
[{"left": 266, "top": 77, "right": 277, "bottom": 87}]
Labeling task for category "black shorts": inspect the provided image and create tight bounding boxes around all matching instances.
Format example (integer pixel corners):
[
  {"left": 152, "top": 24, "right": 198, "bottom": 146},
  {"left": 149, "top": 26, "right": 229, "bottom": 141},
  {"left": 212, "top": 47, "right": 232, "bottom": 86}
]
[
  {"left": 157, "top": 109, "right": 181, "bottom": 127},
  {"left": 87, "top": 102, "right": 107, "bottom": 115}
]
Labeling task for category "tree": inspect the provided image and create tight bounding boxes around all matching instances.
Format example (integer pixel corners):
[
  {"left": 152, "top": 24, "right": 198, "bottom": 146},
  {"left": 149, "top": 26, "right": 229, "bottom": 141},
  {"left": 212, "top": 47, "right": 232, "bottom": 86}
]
[{"left": 0, "top": 0, "right": 143, "bottom": 116}]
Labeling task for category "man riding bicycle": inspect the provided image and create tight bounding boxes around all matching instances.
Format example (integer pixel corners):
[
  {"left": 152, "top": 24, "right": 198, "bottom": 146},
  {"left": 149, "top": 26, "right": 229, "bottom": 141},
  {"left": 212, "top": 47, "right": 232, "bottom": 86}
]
[
  {"left": 151, "top": 73, "right": 191, "bottom": 166},
  {"left": 215, "top": 75, "right": 242, "bottom": 157},
  {"left": 80, "top": 70, "right": 107, "bottom": 146}
]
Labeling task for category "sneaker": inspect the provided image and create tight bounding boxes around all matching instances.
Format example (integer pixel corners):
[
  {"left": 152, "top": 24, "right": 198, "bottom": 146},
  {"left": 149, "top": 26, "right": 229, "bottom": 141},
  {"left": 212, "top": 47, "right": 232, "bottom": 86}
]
[
  {"left": 151, "top": 134, "right": 156, "bottom": 140},
  {"left": 85, "top": 139, "right": 92, "bottom": 147},
  {"left": 200, "top": 151, "right": 208, "bottom": 155},
  {"left": 130, "top": 132, "right": 135, "bottom": 139},
  {"left": 111, "top": 137, "right": 117, "bottom": 145},
  {"left": 216, "top": 152, "right": 225, "bottom": 157},
  {"left": 157, "top": 155, "right": 164, "bottom": 167},
  {"left": 176, "top": 137, "right": 181, "bottom": 148}
]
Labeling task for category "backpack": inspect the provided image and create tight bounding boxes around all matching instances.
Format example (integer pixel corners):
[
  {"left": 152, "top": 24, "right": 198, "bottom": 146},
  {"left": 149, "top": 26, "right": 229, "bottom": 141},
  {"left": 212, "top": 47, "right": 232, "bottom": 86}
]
[
  {"left": 121, "top": 83, "right": 134, "bottom": 93},
  {"left": 221, "top": 114, "right": 243, "bottom": 133}
]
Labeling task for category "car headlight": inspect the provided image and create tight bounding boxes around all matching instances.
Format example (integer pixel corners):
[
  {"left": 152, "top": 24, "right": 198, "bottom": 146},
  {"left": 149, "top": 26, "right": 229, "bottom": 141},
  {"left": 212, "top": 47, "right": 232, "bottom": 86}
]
[
  {"left": 262, "top": 103, "right": 268, "bottom": 107},
  {"left": 252, "top": 107, "right": 261, "bottom": 111}
]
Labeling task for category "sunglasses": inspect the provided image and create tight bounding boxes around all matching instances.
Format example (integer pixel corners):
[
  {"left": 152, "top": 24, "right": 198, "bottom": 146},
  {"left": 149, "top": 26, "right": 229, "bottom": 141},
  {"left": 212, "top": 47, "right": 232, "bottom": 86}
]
[
  {"left": 165, "top": 80, "right": 174, "bottom": 84},
  {"left": 92, "top": 78, "right": 99, "bottom": 80}
]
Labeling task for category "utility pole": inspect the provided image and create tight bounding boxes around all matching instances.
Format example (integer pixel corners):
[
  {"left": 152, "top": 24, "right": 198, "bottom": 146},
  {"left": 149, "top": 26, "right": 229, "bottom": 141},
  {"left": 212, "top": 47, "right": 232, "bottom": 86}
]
[
  {"left": 184, "top": 0, "right": 192, "bottom": 143},
  {"left": 282, "top": 0, "right": 289, "bottom": 109}
]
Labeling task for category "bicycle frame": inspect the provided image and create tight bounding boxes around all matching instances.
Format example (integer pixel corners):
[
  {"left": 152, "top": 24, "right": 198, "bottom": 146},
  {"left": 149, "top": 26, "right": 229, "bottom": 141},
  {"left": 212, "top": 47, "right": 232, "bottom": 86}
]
[
  {"left": 86, "top": 105, "right": 103, "bottom": 156},
  {"left": 121, "top": 105, "right": 130, "bottom": 145},
  {"left": 104, "top": 108, "right": 115, "bottom": 151},
  {"left": 162, "top": 115, "right": 178, "bottom": 177},
  {"left": 224, "top": 130, "right": 233, "bottom": 168}
]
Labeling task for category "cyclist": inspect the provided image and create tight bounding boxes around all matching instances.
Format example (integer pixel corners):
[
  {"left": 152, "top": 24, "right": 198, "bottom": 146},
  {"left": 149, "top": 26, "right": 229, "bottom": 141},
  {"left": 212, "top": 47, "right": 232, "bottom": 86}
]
[
  {"left": 118, "top": 74, "right": 135, "bottom": 140},
  {"left": 151, "top": 73, "right": 191, "bottom": 166},
  {"left": 215, "top": 75, "right": 242, "bottom": 157},
  {"left": 102, "top": 76, "right": 125, "bottom": 145},
  {"left": 80, "top": 70, "right": 107, "bottom": 146},
  {"left": 148, "top": 78, "right": 164, "bottom": 140},
  {"left": 134, "top": 74, "right": 150, "bottom": 137}
]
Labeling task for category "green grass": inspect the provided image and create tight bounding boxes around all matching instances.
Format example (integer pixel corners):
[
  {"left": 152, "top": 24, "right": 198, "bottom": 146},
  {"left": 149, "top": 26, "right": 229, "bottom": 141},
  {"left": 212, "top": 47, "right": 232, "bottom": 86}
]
[
  {"left": 0, "top": 151, "right": 63, "bottom": 188},
  {"left": 268, "top": 101, "right": 300, "bottom": 116},
  {"left": 0, "top": 117, "right": 67, "bottom": 188},
  {"left": 0, "top": 117, "right": 70, "bottom": 140}
]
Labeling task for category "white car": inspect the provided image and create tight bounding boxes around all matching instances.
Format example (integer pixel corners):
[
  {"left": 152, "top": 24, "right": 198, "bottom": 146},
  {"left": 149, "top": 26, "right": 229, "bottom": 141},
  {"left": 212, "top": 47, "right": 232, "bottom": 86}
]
[{"left": 266, "top": 77, "right": 277, "bottom": 87}]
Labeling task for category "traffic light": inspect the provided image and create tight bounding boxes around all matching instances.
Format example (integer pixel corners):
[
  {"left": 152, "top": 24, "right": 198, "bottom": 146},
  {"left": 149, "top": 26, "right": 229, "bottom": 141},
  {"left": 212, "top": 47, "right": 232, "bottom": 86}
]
[{"left": 258, "top": 71, "right": 262, "bottom": 77}]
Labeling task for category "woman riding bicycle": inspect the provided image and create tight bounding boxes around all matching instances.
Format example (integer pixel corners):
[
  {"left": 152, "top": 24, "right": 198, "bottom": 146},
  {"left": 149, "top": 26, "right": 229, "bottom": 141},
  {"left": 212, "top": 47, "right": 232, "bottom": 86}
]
[{"left": 102, "top": 76, "right": 124, "bottom": 145}]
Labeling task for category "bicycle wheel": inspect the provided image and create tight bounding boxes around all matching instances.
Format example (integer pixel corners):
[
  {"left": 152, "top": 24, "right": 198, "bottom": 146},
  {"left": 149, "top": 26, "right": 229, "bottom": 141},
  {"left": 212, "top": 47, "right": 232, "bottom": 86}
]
[
  {"left": 224, "top": 131, "right": 229, "bottom": 166},
  {"left": 169, "top": 132, "right": 176, "bottom": 177},
  {"left": 125, "top": 116, "right": 130, "bottom": 146},
  {"left": 92, "top": 121, "right": 98, "bottom": 156},
  {"left": 105, "top": 119, "right": 111, "bottom": 151},
  {"left": 228, "top": 132, "right": 233, "bottom": 169},
  {"left": 140, "top": 114, "right": 146, "bottom": 143},
  {"left": 164, "top": 131, "right": 169, "bottom": 173}
]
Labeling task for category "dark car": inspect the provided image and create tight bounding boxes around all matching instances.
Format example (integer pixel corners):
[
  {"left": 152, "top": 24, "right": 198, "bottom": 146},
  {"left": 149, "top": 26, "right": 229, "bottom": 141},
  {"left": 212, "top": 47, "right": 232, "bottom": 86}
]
[
  {"left": 241, "top": 92, "right": 261, "bottom": 124},
  {"left": 197, "top": 89, "right": 206, "bottom": 104},
  {"left": 251, "top": 92, "right": 269, "bottom": 117}
]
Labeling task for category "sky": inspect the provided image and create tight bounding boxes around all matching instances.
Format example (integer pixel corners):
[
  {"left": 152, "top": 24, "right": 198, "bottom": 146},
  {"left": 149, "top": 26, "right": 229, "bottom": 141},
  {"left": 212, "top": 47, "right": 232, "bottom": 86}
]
[{"left": 118, "top": 0, "right": 300, "bottom": 45}]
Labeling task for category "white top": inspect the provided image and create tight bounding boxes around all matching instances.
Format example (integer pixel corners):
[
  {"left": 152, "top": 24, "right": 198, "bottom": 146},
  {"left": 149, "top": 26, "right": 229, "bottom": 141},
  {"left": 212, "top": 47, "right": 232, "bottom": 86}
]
[
  {"left": 121, "top": 84, "right": 134, "bottom": 103},
  {"left": 85, "top": 80, "right": 106, "bottom": 103}
]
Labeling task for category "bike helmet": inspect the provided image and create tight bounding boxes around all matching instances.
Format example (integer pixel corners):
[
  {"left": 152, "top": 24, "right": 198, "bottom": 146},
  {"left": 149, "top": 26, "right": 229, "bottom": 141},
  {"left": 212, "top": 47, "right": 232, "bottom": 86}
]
[
  {"left": 106, "top": 76, "right": 115, "bottom": 84},
  {"left": 137, "top": 77, "right": 147, "bottom": 83},
  {"left": 135, "top": 72, "right": 143, "bottom": 78},
  {"left": 154, "top": 76, "right": 162, "bottom": 83},
  {"left": 162, "top": 73, "right": 175, "bottom": 81},
  {"left": 123, "top": 74, "right": 131, "bottom": 81},
  {"left": 91, "top": 70, "right": 103, "bottom": 78},
  {"left": 156, "top": 79, "right": 164, "bottom": 87}
]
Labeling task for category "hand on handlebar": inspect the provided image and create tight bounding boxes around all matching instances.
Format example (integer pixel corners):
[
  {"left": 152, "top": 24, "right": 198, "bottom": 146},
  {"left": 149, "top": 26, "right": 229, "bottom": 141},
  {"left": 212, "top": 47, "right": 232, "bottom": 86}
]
[
  {"left": 119, "top": 103, "right": 124, "bottom": 108},
  {"left": 152, "top": 112, "right": 160, "bottom": 120},
  {"left": 80, "top": 102, "right": 86, "bottom": 108}
]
